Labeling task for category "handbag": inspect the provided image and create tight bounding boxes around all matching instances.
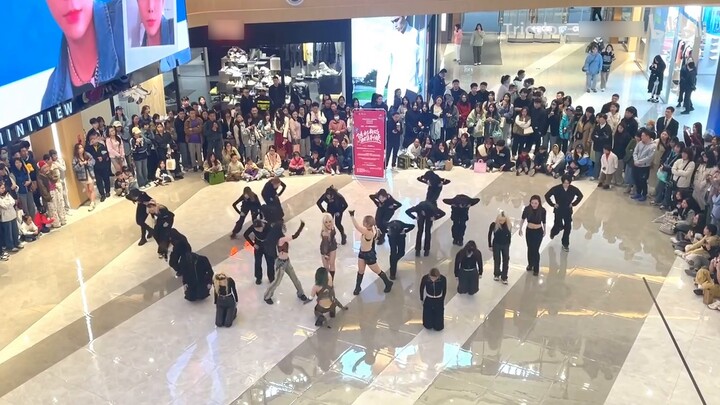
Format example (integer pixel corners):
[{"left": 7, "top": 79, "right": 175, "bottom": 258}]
[
  {"left": 473, "top": 161, "right": 487, "bottom": 173},
  {"left": 209, "top": 171, "right": 225, "bottom": 185},
  {"left": 444, "top": 160, "right": 453, "bottom": 171},
  {"left": 657, "top": 168, "right": 668, "bottom": 183},
  {"left": 166, "top": 158, "right": 176, "bottom": 171}
]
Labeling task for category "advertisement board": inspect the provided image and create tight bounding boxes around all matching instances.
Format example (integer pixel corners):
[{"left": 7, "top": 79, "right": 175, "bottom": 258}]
[
  {"left": 0, "top": 0, "right": 190, "bottom": 130},
  {"left": 353, "top": 109, "right": 386, "bottom": 179}
]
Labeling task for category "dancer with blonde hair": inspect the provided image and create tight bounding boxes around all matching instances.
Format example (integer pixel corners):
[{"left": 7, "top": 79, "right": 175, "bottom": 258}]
[
  {"left": 320, "top": 213, "right": 339, "bottom": 280},
  {"left": 349, "top": 210, "right": 394, "bottom": 295},
  {"left": 213, "top": 273, "right": 238, "bottom": 327},
  {"left": 488, "top": 211, "right": 512, "bottom": 284}
]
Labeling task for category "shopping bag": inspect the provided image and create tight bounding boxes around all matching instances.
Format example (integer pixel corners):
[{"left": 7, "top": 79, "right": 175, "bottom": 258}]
[
  {"left": 398, "top": 155, "right": 412, "bottom": 169},
  {"left": 444, "top": 160, "right": 453, "bottom": 171},
  {"left": 166, "top": 158, "right": 176, "bottom": 171},
  {"left": 418, "top": 157, "right": 428, "bottom": 170},
  {"left": 473, "top": 161, "right": 487, "bottom": 173},
  {"left": 209, "top": 171, "right": 225, "bottom": 185}
]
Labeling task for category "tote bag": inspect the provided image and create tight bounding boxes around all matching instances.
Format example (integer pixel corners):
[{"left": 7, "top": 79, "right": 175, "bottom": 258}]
[{"left": 474, "top": 161, "right": 487, "bottom": 173}]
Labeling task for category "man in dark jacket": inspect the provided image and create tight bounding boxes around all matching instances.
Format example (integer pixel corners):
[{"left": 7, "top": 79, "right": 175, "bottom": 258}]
[
  {"left": 678, "top": 61, "right": 697, "bottom": 114},
  {"left": 429, "top": 69, "right": 447, "bottom": 102},
  {"left": 268, "top": 76, "right": 286, "bottom": 113},
  {"left": 87, "top": 134, "right": 112, "bottom": 201},
  {"left": 529, "top": 98, "right": 548, "bottom": 151},
  {"left": 656, "top": 106, "right": 679, "bottom": 138},
  {"left": 386, "top": 111, "right": 404, "bottom": 169},
  {"left": 591, "top": 113, "right": 613, "bottom": 178}
]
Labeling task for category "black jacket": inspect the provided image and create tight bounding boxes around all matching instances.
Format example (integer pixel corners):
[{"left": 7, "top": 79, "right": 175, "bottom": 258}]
[
  {"left": 317, "top": 192, "right": 348, "bottom": 214},
  {"left": 529, "top": 106, "right": 548, "bottom": 134},
  {"left": 370, "top": 193, "right": 402, "bottom": 224},
  {"left": 261, "top": 181, "right": 286, "bottom": 205},
  {"left": 591, "top": 123, "right": 613, "bottom": 152},
  {"left": 656, "top": 116, "right": 679, "bottom": 139},
  {"left": 268, "top": 84, "right": 286, "bottom": 111},
  {"left": 406, "top": 201, "right": 445, "bottom": 222},
  {"left": 455, "top": 141, "right": 474, "bottom": 162},
  {"left": 420, "top": 274, "right": 447, "bottom": 301},
  {"left": 490, "top": 147, "right": 511, "bottom": 167},
  {"left": 429, "top": 74, "right": 446, "bottom": 100},
  {"left": 679, "top": 65, "right": 697, "bottom": 90},
  {"left": 387, "top": 118, "right": 404, "bottom": 141},
  {"left": 545, "top": 184, "right": 584, "bottom": 213}
]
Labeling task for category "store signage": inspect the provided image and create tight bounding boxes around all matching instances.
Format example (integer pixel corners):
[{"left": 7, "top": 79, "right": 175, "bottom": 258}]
[
  {"left": 0, "top": 101, "right": 77, "bottom": 147},
  {"left": 353, "top": 109, "right": 386, "bottom": 179}
]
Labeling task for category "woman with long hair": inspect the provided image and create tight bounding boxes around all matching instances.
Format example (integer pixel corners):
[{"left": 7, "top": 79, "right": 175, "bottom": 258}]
[
  {"left": 600, "top": 44, "right": 616, "bottom": 91},
  {"left": 320, "top": 213, "right": 339, "bottom": 280},
  {"left": 693, "top": 151, "right": 718, "bottom": 211},
  {"left": 488, "top": 211, "right": 512, "bottom": 284},
  {"left": 574, "top": 106, "right": 596, "bottom": 151},
  {"left": 105, "top": 126, "right": 125, "bottom": 173},
  {"left": 519, "top": 195, "right": 547, "bottom": 276},
  {"left": 72, "top": 143, "right": 97, "bottom": 211},
  {"left": 452, "top": 24, "right": 463, "bottom": 64},
  {"left": 310, "top": 267, "right": 348, "bottom": 327},
  {"left": 470, "top": 23, "right": 485, "bottom": 65},
  {"left": 648, "top": 55, "right": 667, "bottom": 103},
  {"left": 213, "top": 273, "right": 238, "bottom": 327},
  {"left": 349, "top": 211, "right": 394, "bottom": 295},
  {"left": 230, "top": 186, "right": 261, "bottom": 239},
  {"left": 454, "top": 241, "right": 483, "bottom": 294},
  {"left": 203, "top": 152, "right": 223, "bottom": 182},
  {"left": 512, "top": 107, "right": 532, "bottom": 158},
  {"left": 420, "top": 268, "right": 447, "bottom": 331}
]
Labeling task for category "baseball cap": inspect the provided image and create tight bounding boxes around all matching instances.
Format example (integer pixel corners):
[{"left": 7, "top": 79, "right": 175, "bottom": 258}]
[
  {"left": 112, "top": 121, "right": 122, "bottom": 127},
  {"left": 132, "top": 127, "right": 142, "bottom": 135}
]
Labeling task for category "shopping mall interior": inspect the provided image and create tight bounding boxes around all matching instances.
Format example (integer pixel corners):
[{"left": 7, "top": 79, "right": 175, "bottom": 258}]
[{"left": 1, "top": 2, "right": 720, "bottom": 405}]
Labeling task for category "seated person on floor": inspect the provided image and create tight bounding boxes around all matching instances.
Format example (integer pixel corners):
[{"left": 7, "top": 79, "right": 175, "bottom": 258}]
[
  {"left": 226, "top": 153, "right": 245, "bottom": 181},
  {"left": 288, "top": 151, "right": 306, "bottom": 175}
]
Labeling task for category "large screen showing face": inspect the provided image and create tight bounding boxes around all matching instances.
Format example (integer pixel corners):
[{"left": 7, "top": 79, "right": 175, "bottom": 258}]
[
  {"left": 0, "top": 0, "right": 189, "bottom": 130},
  {"left": 351, "top": 15, "right": 429, "bottom": 105}
]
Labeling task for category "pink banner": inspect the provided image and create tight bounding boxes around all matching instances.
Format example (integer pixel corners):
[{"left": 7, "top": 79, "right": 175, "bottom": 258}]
[{"left": 353, "top": 109, "right": 386, "bottom": 179}]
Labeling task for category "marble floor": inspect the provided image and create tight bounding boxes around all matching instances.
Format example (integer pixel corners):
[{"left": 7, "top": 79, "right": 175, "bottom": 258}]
[{"left": 0, "top": 41, "right": 717, "bottom": 405}]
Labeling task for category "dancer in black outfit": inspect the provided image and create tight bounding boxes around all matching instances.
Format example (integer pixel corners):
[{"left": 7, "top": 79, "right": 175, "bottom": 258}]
[
  {"left": 244, "top": 219, "right": 275, "bottom": 284},
  {"left": 230, "top": 186, "right": 261, "bottom": 239},
  {"left": 545, "top": 174, "right": 583, "bottom": 252},
  {"left": 519, "top": 195, "right": 547, "bottom": 276},
  {"left": 213, "top": 273, "right": 238, "bottom": 327},
  {"left": 417, "top": 170, "right": 451, "bottom": 203},
  {"left": 369, "top": 189, "right": 402, "bottom": 244},
  {"left": 443, "top": 194, "right": 480, "bottom": 246},
  {"left": 406, "top": 201, "right": 445, "bottom": 256},
  {"left": 261, "top": 177, "right": 287, "bottom": 221},
  {"left": 454, "top": 241, "right": 483, "bottom": 294},
  {"left": 420, "top": 268, "right": 447, "bottom": 331},
  {"left": 168, "top": 228, "right": 192, "bottom": 275},
  {"left": 350, "top": 211, "right": 394, "bottom": 295},
  {"left": 317, "top": 186, "right": 349, "bottom": 245},
  {"left": 148, "top": 201, "right": 175, "bottom": 260},
  {"left": 387, "top": 220, "right": 415, "bottom": 280},
  {"left": 488, "top": 211, "right": 512, "bottom": 284},
  {"left": 127, "top": 189, "right": 154, "bottom": 246},
  {"left": 173, "top": 244, "right": 214, "bottom": 301}
]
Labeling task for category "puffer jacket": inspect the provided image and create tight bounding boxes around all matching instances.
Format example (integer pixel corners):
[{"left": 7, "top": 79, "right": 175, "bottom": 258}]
[{"left": 686, "top": 234, "right": 720, "bottom": 257}]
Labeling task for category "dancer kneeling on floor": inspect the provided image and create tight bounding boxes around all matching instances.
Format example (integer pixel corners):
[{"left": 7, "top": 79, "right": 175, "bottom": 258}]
[
  {"left": 420, "top": 268, "right": 447, "bottom": 331},
  {"left": 454, "top": 240, "right": 483, "bottom": 294},
  {"left": 349, "top": 210, "right": 394, "bottom": 295},
  {"left": 310, "top": 267, "right": 348, "bottom": 328},
  {"left": 263, "top": 220, "right": 311, "bottom": 304},
  {"left": 172, "top": 237, "right": 214, "bottom": 301},
  {"left": 213, "top": 273, "right": 238, "bottom": 327}
]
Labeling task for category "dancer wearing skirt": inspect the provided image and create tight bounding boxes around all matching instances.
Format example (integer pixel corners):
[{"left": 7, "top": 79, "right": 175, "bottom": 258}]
[
  {"left": 519, "top": 195, "right": 547, "bottom": 276},
  {"left": 320, "top": 213, "right": 339, "bottom": 280},
  {"left": 369, "top": 189, "right": 402, "bottom": 244},
  {"left": 213, "top": 273, "right": 238, "bottom": 327},
  {"left": 488, "top": 211, "right": 512, "bottom": 284},
  {"left": 310, "top": 267, "right": 348, "bottom": 328},
  {"left": 420, "top": 268, "right": 447, "bottom": 331},
  {"left": 406, "top": 201, "right": 446, "bottom": 256},
  {"left": 244, "top": 219, "right": 275, "bottom": 284},
  {"left": 349, "top": 210, "right": 394, "bottom": 295},
  {"left": 443, "top": 194, "right": 480, "bottom": 246},
  {"left": 454, "top": 240, "right": 483, "bottom": 294},
  {"left": 417, "top": 170, "right": 451, "bottom": 203},
  {"left": 387, "top": 220, "right": 415, "bottom": 280},
  {"left": 230, "top": 186, "right": 261, "bottom": 239},
  {"left": 317, "top": 186, "right": 349, "bottom": 245}
]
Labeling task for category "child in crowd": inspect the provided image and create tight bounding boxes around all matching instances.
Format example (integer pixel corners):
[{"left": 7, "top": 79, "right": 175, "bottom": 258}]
[
  {"left": 114, "top": 171, "right": 129, "bottom": 196},
  {"left": 33, "top": 211, "right": 53, "bottom": 233},
  {"left": 288, "top": 151, "right": 306, "bottom": 175},
  {"left": 405, "top": 138, "right": 423, "bottom": 168},
  {"left": 226, "top": 154, "right": 245, "bottom": 181},
  {"left": 532, "top": 145, "right": 548, "bottom": 176},
  {"left": 325, "top": 153, "right": 339, "bottom": 175},
  {"left": 308, "top": 150, "right": 324, "bottom": 174},
  {"left": 516, "top": 149, "right": 531, "bottom": 175},
  {"left": 242, "top": 157, "right": 263, "bottom": 181},
  {"left": 155, "top": 160, "right": 174, "bottom": 186},
  {"left": 123, "top": 167, "right": 139, "bottom": 191},
  {"left": 20, "top": 215, "right": 40, "bottom": 242}
]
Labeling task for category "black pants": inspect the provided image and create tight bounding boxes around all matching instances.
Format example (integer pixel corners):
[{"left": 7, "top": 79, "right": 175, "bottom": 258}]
[
  {"left": 633, "top": 165, "right": 650, "bottom": 196},
  {"left": 215, "top": 295, "right": 237, "bottom": 327},
  {"left": 473, "top": 46, "right": 482, "bottom": 64},
  {"left": 415, "top": 217, "right": 433, "bottom": 253},
  {"left": 138, "top": 222, "right": 154, "bottom": 241},
  {"left": 330, "top": 211, "right": 345, "bottom": 236},
  {"left": 489, "top": 160, "right": 515, "bottom": 171},
  {"left": 513, "top": 135, "right": 532, "bottom": 156},
  {"left": 422, "top": 297, "right": 444, "bottom": 331},
  {"left": 679, "top": 87, "right": 694, "bottom": 109},
  {"left": 442, "top": 127, "right": 458, "bottom": 142},
  {"left": 591, "top": 7, "right": 603, "bottom": 21},
  {"left": 388, "top": 235, "right": 406, "bottom": 278},
  {"left": 451, "top": 219, "right": 467, "bottom": 243},
  {"left": 385, "top": 137, "right": 401, "bottom": 168},
  {"left": 231, "top": 208, "right": 259, "bottom": 236},
  {"left": 94, "top": 168, "right": 111, "bottom": 197},
  {"left": 376, "top": 219, "right": 389, "bottom": 243},
  {"left": 254, "top": 247, "right": 276, "bottom": 282},
  {"left": 550, "top": 210, "right": 572, "bottom": 248},
  {"left": 493, "top": 243, "right": 510, "bottom": 280},
  {"left": 525, "top": 227, "right": 543, "bottom": 271}
]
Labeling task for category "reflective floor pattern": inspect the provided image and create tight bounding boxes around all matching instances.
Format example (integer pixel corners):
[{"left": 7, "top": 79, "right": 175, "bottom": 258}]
[{"left": 0, "top": 42, "right": 715, "bottom": 405}]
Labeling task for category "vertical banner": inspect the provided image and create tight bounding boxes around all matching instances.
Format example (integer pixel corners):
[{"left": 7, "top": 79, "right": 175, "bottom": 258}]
[{"left": 353, "top": 109, "right": 386, "bottom": 179}]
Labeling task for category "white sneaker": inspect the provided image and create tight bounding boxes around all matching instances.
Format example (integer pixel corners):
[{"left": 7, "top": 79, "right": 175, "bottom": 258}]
[
  {"left": 670, "top": 237, "right": 679, "bottom": 244},
  {"left": 502, "top": 279, "right": 508, "bottom": 285},
  {"left": 89, "top": 202, "right": 96, "bottom": 212},
  {"left": 674, "top": 249, "right": 684, "bottom": 256},
  {"left": 493, "top": 276, "right": 500, "bottom": 281},
  {"left": 17, "top": 242, "right": 25, "bottom": 248},
  {"left": 708, "top": 300, "right": 720, "bottom": 310}
]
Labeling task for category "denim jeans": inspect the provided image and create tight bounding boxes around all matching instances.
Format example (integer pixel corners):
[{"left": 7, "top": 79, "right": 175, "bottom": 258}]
[
  {"left": 593, "top": 151, "right": 602, "bottom": 178},
  {"left": 0, "top": 220, "right": 20, "bottom": 250},
  {"left": 135, "top": 159, "right": 148, "bottom": 187}
]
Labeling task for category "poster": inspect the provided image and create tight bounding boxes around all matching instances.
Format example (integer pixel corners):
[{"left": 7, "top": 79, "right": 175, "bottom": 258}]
[{"left": 353, "top": 109, "right": 386, "bottom": 179}]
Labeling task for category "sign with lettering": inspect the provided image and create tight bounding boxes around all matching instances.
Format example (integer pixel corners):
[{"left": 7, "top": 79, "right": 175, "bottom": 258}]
[
  {"left": 0, "top": 101, "right": 77, "bottom": 147},
  {"left": 353, "top": 109, "right": 386, "bottom": 179}
]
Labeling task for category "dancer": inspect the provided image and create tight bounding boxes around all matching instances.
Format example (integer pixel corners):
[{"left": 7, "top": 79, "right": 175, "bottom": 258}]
[
  {"left": 349, "top": 210, "right": 394, "bottom": 295},
  {"left": 261, "top": 177, "right": 287, "bottom": 221},
  {"left": 244, "top": 219, "right": 274, "bottom": 284},
  {"left": 545, "top": 174, "right": 584, "bottom": 252},
  {"left": 316, "top": 186, "right": 349, "bottom": 245},
  {"left": 519, "top": 195, "right": 547, "bottom": 276},
  {"left": 127, "top": 189, "right": 153, "bottom": 246},
  {"left": 369, "top": 189, "right": 402, "bottom": 244},
  {"left": 213, "top": 273, "right": 238, "bottom": 327},
  {"left": 147, "top": 201, "right": 174, "bottom": 260},
  {"left": 263, "top": 220, "right": 311, "bottom": 305},
  {"left": 488, "top": 211, "right": 512, "bottom": 284},
  {"left": 420, "top": 268, "right": 447, "bottom": 331},
  {"left": 454, "top": 241, "right": 483, "bottom": 294},
  {"left": 230, "top": 186, "right": 261, "bottom": 239},
  {"left": 417, "top": 170, "right": 451, "bottom": 203},
  {"left": 310, "top": 267, "right": 348, "bottom": 328},
  {"left": 406, "top": 201, "right": 446, "bottom": 256},
  {"left": 387, "top": 220, "right": 415, "bottom": 280},
  {"left": 168, "top": 229, "right": 192, "bottom": 276},
  {"left": 443, "top": 194, "right": 480, "bottom": 246},
  {"left": 320, "top": 213, "right": 339, "bottom": 280},
  {"left": 172, "top": 243, "right": 214, "bottom": 301}
]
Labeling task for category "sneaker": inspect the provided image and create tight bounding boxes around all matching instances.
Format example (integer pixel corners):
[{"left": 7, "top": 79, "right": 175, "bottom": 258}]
[
  {"left": 591, "top": 89, "right": 597, "bottom": 93},
  {"left": 602, "top": 185, "right": 610, "bottom": 190},
  {"left": 670, "top": 237, "right": 679, "bottom": 244},
  {"left": 562, "top": 245, "right": 570, "bottom": 252},
  {"left": 685, "top": 269, "right": 697, "bottom": 277},
  {"left": 255, "top": 279, "right": 262, "bottom": 285},
  {"left": 264, "top": 298, "right": 274, "bottom": 305},
  {"left": 0, "top": 253, "right": 8, "bottom": 261},
  {"left": 88, "top": 202, "right": 96, "bottom": 212},
  {"left": 630, "top": 194, "right": 641, "bottom": 200},
  {"left": 637, "top": 196, "right": 647, "bottom": 202},
  {"left": 502, "top": 279, "right": 508, "bottom": 285},
  {"left": 17, "top": 242, "right": 25, "bottom": 248},
  {"left": 493, "top": 276, "right": 500, "bottom": 281},
  {"left": 674, "top": 249, "right": 684, "bottom": 256},
  {"left": 694, "top": 288, "right": 703, "bottom": 296},
  {"left": 10, "top": 247, "right": 19, "bottom": 253},
  {"left": 299, "top": 294, "right": 311, "bottom": 303},
  {"left": 708, "top": 301, "right": 720, "bottom": 310},
  {"left": 601, "top": 88, "right": 605, "bottom": 92}
]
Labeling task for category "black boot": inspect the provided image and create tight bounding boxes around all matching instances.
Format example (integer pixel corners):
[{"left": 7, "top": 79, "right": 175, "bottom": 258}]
[
  {"left": 533, "top": 269, "right": 539, "bottom": 276},
  {"left": 341, "top": 233, "right": 347, "bottom": 245},
  {"left": 315, "top": 315, "right": 326, "bottom": 326},
  {"left": 353, "top": 273, "right": 364, "bottom": 295},
  {"left": 423, "top": 250, "right": 429, "bottom": 257},
  {"left": 378, "top": 271, "right": 393, "bottom": 293},
  {"left": 526, "top": 265, "right": 533, "bottom": 272},
  {"left": 389, "top": 267, "right": 396, "bottom": 280}
]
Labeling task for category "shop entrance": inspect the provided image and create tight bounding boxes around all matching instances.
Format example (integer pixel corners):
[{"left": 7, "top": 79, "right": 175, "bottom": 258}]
[{"left": 501, "top": 8, "right": 565, "bottom": 43}]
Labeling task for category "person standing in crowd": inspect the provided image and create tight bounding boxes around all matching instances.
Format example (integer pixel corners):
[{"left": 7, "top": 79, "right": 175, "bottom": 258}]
[
  {"left": 591, "top": 7, "right": 603, "bottom": 20},
  {"left": 319, "top": 213, "right": 339, "bottom": 280},
  {"left": 244, "top": 219, "right": 274, "bottom": 285},
  {"left": 443, "top": 194, "right": 480, "bottom": 246},
  {"left": 263, "top": 220, "right": 311, "bottom": 305},
  {"left": 406, "top": 201, "right": 445, "bottom": 257},
  {"left": 10, "top": 158, "right": 35, "bottom": 219},
  {"left": 647, "top": 55, "right": 666, "bottom": 103},
  {"left": 678, "top": 61, "right": 697, "bottom": 114},
  {"left": 213, "top": 273, "right": 238, "bottom": 327},
  {"left": 519, "top": 195, "right": 546, "bottom": 276},
  {"left": 598, "top": 144, "right": 619, "bottom": 189},
  {"left": 230, "top": 186, "right": 261, "bottom": 239},
  {"left": 454, "top": 241, "right": 482, "bottom": 295},
  {"left": 310, "top": 267, "right": 348, "bottom": 328},
  {"left": 87, "top": 133, "right": 112, "bottom": 202},
  {"left": 429, "top": 69, "right": 447, "bottom": 102},
  {"left": 583, "top": 44, "right": 602, "bottom": 93},
  {"left": 174, "top": 110, "right": 190, "bottom": 171},
  {"left": 599, "top": 44, "right": 615, "bottom": 91},
  {"left": 105, "top": 125, "right": 125, "bottom": 174},
  {"left": 184, "top": 109, "right": 204, "bottom": 171},
  {"left": 470, "top": 24, "right": 485, "bottom": 65},
  {"left": 387, "top": 220, "right": 415, "bottom": 280},
  {"left": 370, "top": 189, "right": 402, "bottom": 244},
  {"left": 130, "top": 127, "right": 149, "bottom": 188},
  {"left": 452, "top": 24, "right": 463, "bottom": 64},
  {"left": 488, "top": 211, "right": 511, "bottom": 284},
  {"left": 420, "top": 268, "right": 447, "bottom": 331},
  {"left": 203, "top": 111, "right": 223, "bottom": 160},
  {"left": 36, "top": 161, "right": 65, "bottom": 228},
  {"left": 442, "top": 96, "right": 460, "bottom": 142},
  {"left": 0, "top": 183, "right": 22, "bottom": 258},
  {"left": 316, "top": 186, "right": 349, "bottom": 245},
  {"left": 349, "top": 210, "right": 394, "bottom": 295},
  {"left": 545, "top": 174, "right": 584, "bottom": 252},
  {"left": 49, "top": 150, "right": 70, "bottom": 215},
  {"left": 591, "top": 113, "right": 612, "bottom": 179},
  {"left": 72, "top": 144, "right": 97, "bottom": 211},
  {"left": 656, "top": 107, "right": 679, "bottom": 139},
  {"left": 269, "top": 76, "right": 286, "bottom": 113},
  {"left": 631, "top": 128, "right": 657, "bottom": 202},
  {"left": 386, "top": 111, "right": 403, "bottom": 170}
]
